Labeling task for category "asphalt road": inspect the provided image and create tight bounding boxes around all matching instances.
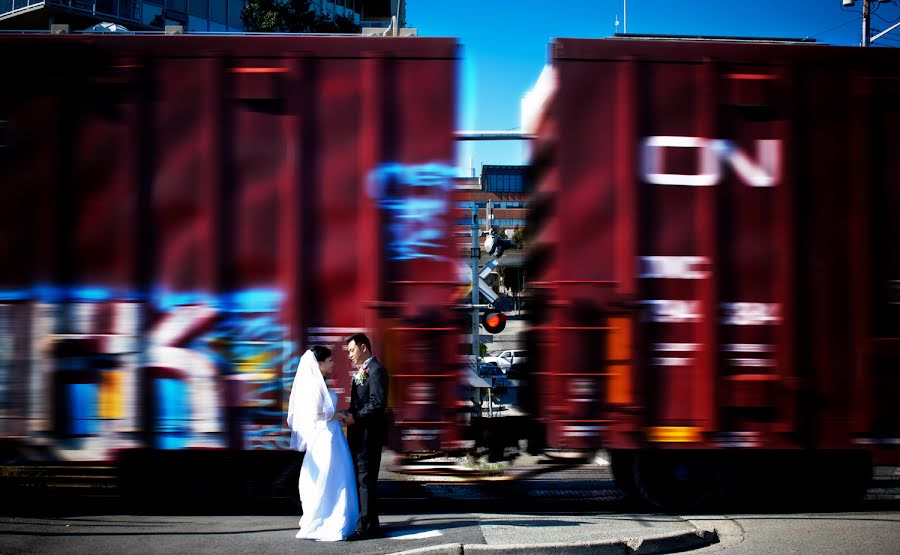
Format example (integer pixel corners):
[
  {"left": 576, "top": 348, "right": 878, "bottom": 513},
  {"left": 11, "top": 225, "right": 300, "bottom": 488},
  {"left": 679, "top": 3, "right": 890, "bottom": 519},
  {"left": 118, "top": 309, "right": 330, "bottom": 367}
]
[{"left": 688, "top": 512, "right": 900, "bottom": 555}]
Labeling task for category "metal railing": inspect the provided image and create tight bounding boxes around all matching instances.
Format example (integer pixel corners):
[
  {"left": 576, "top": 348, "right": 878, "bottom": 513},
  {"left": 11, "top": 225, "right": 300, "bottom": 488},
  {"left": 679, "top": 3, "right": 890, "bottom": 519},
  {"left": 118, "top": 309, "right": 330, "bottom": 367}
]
[{"left": 0, "top": 0, "right": 141, "bottom": 23}]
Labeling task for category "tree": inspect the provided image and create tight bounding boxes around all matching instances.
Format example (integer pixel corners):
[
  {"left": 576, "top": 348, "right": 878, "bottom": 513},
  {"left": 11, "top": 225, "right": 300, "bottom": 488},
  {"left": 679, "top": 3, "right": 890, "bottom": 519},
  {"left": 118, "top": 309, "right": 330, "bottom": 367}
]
[
  {"left": 510, "top": 226, "right": 527, "bottom": 249},
  {"left": 242, "top": 0, "right": 362, "bottom": 33}
]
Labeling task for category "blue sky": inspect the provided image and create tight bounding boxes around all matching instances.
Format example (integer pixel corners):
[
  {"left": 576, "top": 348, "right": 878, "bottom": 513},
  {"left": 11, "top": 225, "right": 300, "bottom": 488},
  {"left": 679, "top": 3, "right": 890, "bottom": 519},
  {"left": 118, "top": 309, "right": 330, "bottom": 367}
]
[{"left": 406, "top": 0, "right": 900, "bottom": 175}]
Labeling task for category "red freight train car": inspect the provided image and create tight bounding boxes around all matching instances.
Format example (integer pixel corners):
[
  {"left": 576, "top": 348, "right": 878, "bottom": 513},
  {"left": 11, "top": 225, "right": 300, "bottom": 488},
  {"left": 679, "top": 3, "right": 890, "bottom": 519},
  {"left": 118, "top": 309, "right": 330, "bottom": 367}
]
[
  {"left": 0, "top": 33, "right": 463, "bottom": 469},
  {"left": 526, "top": 37, "right": 900, "bottom": 507}
]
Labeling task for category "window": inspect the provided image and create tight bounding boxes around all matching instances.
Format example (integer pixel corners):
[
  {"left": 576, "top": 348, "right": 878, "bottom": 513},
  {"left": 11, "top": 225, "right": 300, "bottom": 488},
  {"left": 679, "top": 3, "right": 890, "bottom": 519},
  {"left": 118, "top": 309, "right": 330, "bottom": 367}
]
[
  {"left": 227, "top": 0, "right": 244, "bottom": 29},
  {"left": 120, "top": 0, "right": 139, "bottom": 20},
  {"left": 95, "top": 0, "right": 115, "bottom": 16},
  {"left": 188, "top": 14, "right": 208, "bottom": 31},
  {"left": 209, "top": 0, "right": 226, "bottom": 23},
  {"left": 190, "top": 0, "right": 208, "bottom": 17},
  {"left": 142, "top": 3, "right": 163, "bottom": 26}
]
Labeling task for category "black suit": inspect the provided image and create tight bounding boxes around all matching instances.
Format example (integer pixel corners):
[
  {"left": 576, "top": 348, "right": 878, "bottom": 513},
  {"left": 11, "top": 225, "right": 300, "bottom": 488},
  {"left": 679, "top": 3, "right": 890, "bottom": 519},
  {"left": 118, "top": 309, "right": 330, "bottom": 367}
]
[{"left": 348, "top": 357, "right": 388, "bottom": 533}]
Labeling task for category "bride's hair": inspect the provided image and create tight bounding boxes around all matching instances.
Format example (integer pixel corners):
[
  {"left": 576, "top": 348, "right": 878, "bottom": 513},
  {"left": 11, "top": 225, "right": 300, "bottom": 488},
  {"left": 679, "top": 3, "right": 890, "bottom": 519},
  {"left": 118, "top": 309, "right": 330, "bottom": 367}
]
[{"left": 310, "top": 345, "right": 332, "bottom": 362}]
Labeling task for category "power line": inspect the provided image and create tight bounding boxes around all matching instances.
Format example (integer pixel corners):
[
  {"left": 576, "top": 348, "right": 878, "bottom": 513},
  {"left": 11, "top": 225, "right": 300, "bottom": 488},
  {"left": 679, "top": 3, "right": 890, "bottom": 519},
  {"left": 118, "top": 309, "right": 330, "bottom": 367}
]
[
  {"left": 811, "top": 16, "right": 862, "bottom": 39},
  {"left": 873, "top": 9, "right": 900, "bottom": 24},
  {"left": 862, "top": 1, "right": 900, "bottom": 25}
]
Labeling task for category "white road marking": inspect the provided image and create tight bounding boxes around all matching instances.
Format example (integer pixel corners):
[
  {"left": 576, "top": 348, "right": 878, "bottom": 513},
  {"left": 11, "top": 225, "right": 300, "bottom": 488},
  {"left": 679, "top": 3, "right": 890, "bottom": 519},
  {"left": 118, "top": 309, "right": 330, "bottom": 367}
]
[{"left": 386, "top": 529, "right": 444, "bottom": 540}]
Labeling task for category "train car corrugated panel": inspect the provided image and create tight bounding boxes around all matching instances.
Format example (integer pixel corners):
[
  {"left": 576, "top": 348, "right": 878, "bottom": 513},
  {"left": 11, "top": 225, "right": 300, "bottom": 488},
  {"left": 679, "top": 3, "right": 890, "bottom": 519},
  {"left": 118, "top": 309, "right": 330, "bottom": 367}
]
[
  {"left": 636, "top": 60, "right": 724, "bottom": 443},
  {"left": 356, "top": 50, "right": 461, "bottom": 452},
  {"left": 851, "top": 75, "right": 900, "bottom": 462},
  {"left": 605, "top": 57, "right": 640, "bottom": 449},
  {"left": 524, "top": 69, "right": 562, "bottom": 450},
  {"left": 390, "top": 52, "right": 462, "bottom": 450},
  {"left": 544, "top": 57, "right": 621, "bottom": 449},
  {"left": 712, "top": 63, "right": 794, "bottom": 444},
  {"left": 0, "top": 69, "right": 54, "bottom": 437},
  {"left": 230, "top": 60, "right": 285, "bottom": 292},
  {"left": 70, "top": 61, "right": 140, "bottom": 295},
  {"left": 153, "top": 57, "right": 222, "bottom": 298},
  {"left": 796, "top": 64, "right": 856, "bottom": 451},
  {"left": 0, "top": 54, "right": 88, "bottom": 437}
]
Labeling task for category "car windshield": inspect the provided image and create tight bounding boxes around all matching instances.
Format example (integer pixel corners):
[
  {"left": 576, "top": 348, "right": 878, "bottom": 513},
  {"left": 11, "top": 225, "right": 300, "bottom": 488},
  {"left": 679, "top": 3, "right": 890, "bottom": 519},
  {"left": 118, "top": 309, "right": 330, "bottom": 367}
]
[{"left": 478, "top": 363, "right": 503, "bottom": 376}]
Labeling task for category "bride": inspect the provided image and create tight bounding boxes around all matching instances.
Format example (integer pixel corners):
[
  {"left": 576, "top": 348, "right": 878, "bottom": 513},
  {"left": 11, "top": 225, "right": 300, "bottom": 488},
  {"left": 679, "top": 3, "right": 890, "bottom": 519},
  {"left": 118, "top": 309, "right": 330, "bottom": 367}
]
[{"left": 287, "top": 346, "right": 359, "bottom": 541}]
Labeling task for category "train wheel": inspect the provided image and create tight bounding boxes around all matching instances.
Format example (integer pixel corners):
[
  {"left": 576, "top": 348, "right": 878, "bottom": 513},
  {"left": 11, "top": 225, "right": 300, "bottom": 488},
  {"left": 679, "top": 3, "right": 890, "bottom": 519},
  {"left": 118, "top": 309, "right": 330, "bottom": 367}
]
[
  {"left": 633, "top": 451, "right": 718, "bottom": 512},
  {"left": 609, "top": 451, "right": 638, "bottom": 501},
  {"left": 807, "top": 450, "right": 872, "bottom": 508}
]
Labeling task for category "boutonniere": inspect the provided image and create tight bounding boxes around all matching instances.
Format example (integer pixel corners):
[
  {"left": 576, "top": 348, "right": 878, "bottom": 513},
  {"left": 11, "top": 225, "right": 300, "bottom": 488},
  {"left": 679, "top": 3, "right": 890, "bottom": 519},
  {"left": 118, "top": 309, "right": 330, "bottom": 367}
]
[{"left": 353, "top": 367, "right": 369, "bottom": 385}]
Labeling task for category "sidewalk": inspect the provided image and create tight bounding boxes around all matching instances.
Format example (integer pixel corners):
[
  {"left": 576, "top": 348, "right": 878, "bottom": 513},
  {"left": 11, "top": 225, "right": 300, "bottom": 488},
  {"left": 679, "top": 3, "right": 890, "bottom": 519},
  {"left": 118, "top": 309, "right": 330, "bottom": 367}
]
[
  {"left": 375, "top": 453, "right": 720, "bottom": 555},
  {"left": 382, "top": 513, "right": 718, "bottom": 555}
]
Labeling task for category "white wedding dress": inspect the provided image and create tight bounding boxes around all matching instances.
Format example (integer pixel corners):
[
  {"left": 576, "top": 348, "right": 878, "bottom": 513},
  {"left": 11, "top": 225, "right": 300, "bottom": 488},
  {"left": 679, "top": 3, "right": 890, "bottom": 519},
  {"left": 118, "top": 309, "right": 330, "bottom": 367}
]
[{"left": 295, "top": 391, "right": 359, "bottom": 541}]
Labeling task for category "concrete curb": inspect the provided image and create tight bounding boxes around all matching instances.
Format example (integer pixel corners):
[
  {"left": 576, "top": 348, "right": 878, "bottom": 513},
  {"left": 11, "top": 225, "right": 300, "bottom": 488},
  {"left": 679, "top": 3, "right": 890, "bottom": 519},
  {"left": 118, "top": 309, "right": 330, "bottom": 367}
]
[
  {"left": 388, "top": 544, "right": 463, "bottom": 555},
  {"left": 389, "top": 528, "right": 719, "bottom": 555}
]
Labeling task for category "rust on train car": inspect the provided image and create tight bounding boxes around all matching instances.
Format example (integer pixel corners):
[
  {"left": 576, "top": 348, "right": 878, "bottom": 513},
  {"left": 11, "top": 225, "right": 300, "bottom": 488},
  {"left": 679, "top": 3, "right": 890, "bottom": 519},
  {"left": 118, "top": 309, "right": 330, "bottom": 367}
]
[{"left": 0, "top": 34, "right": 462, "bottom": 460}]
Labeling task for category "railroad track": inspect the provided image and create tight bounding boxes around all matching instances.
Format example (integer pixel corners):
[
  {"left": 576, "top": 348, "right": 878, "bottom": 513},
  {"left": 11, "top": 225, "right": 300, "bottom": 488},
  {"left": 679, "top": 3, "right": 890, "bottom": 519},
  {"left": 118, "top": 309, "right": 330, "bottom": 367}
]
[{"left": 1, "top": 463, "right": 119, "bottom": 497}]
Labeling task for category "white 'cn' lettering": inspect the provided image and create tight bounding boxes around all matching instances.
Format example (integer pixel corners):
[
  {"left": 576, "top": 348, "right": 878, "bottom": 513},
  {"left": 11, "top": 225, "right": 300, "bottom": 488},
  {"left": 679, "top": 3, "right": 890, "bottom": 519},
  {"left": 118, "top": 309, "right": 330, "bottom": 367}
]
[
  {"left": 641, "top": 136, "right": 781, "bottom": 187},
  {"left": 722, "top": 302, "right": 781, "bottom": 326},
  {"left": 640, "top": 256, "right": 709, "bottom": 279},
  {"left": 644, "top": 300, "right": 702, "bottom": 323}
]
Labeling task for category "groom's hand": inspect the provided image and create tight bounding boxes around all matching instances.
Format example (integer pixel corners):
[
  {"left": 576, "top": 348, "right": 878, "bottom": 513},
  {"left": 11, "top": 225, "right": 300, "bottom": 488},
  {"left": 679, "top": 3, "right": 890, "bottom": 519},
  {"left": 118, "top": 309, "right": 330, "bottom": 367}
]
[{"left": 343, "top": 413, "right": 355, "bottom": 426}]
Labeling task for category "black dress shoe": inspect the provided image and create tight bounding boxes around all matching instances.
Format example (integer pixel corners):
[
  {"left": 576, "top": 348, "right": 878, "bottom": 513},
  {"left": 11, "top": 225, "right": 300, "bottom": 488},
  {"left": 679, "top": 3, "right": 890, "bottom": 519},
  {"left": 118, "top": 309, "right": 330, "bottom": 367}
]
[{"left": 346, "top": 529, "right": 368, "bottom": 541}]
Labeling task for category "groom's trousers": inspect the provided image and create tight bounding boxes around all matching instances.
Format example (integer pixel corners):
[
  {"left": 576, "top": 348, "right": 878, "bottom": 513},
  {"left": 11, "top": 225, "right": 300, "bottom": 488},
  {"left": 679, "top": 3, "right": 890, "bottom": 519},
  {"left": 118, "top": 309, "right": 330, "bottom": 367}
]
[{"left": 349, "top": 424, "right": 384, "bottom": 532}]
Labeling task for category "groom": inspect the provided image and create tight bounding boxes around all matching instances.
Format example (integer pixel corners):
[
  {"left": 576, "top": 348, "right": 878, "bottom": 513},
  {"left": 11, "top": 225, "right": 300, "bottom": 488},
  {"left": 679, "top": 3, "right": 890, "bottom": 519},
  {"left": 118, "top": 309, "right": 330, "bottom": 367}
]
[{"left": 343, "top": 333, "right": 388, "bottom": 540}]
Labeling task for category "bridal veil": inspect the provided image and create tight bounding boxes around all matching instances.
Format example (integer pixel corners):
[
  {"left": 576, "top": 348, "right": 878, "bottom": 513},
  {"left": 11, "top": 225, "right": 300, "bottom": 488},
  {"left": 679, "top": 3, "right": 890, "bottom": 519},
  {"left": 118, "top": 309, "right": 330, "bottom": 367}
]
[{"left": 287, "top": 349, "right": 335, "bottom": 452}]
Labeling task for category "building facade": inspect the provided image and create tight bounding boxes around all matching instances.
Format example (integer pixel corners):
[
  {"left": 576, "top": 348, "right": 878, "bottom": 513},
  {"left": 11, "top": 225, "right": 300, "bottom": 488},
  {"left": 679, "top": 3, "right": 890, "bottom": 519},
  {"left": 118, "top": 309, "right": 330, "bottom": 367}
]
[
  {"left": 457, "top": 165, "right": 530, "bottom": 231},
  {"left": 454, "top": 166, "right": 530, "bottom": 312},
  {"left": 0, "top": 0, "right": 404, "bottom": 32}
]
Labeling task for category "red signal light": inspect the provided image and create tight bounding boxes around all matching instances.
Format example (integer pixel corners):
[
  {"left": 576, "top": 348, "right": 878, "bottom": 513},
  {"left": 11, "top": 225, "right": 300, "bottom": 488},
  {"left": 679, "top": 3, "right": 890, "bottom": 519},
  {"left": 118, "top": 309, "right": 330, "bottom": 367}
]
[{"left": 481, "top": 311, "right": 507, "bottom": 334}]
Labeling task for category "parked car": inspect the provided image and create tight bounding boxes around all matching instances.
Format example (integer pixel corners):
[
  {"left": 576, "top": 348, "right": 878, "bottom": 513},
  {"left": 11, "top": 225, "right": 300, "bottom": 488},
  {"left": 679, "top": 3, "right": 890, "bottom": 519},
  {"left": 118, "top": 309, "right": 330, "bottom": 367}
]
[{"left": 482, "top": 350, "right": 527, "bottom": 373}]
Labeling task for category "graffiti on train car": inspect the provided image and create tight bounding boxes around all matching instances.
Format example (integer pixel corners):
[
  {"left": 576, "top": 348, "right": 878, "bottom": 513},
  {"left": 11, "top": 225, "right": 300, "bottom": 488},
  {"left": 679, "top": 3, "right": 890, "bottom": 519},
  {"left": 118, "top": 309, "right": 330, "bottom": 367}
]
[
  {"left": 367, "top": 162, "right": 456, "bottom": 261},
  {"left": 0, "top": 287, "right": 296, "bottom": 459}
]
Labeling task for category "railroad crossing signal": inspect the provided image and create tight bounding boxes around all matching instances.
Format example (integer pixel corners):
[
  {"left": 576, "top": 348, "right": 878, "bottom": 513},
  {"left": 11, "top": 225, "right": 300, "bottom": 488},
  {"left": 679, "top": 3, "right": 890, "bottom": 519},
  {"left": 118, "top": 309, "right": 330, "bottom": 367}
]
[{"left": 481, "top": 310, "right": 507, "bottom": 334}]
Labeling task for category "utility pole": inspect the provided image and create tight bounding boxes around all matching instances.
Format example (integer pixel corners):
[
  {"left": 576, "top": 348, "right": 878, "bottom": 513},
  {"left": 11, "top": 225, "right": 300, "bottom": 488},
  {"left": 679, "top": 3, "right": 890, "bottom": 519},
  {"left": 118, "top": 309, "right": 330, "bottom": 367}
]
[{"left": 863, "top": 0, "right": 871, "bottom": 47}]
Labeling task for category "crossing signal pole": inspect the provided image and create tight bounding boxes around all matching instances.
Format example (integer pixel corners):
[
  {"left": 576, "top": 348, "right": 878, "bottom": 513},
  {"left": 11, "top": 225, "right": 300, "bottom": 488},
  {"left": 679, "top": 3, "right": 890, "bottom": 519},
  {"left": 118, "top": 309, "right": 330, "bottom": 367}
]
[{"left": 471, "top": 204, "right": 481, "bottom": 367}]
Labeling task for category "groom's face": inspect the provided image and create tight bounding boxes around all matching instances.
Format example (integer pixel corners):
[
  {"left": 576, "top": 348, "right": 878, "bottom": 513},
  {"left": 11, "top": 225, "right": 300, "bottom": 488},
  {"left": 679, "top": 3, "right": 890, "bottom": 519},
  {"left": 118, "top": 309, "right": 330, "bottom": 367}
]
[{"left": 347, "top": 340, "right": 367, "bottom": 366}]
